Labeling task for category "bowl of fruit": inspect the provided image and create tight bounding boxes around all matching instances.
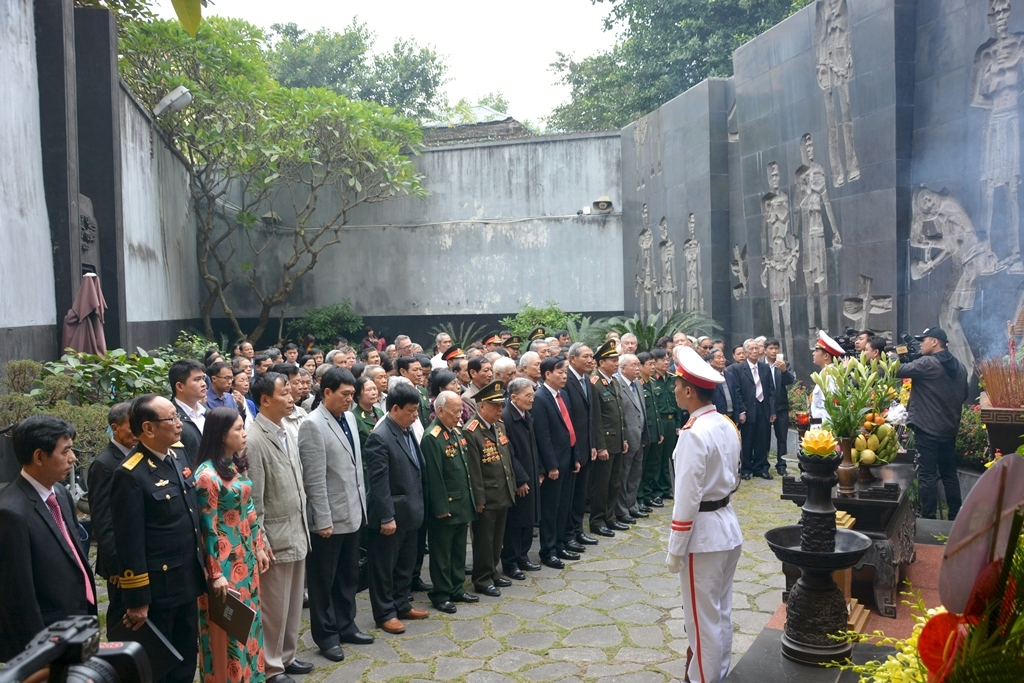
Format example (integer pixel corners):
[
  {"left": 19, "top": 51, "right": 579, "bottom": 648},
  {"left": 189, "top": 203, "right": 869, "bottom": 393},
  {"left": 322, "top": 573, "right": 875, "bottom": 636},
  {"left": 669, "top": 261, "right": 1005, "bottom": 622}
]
[{"left": 851, "top": 412, "right": 898, "bottom": 482}]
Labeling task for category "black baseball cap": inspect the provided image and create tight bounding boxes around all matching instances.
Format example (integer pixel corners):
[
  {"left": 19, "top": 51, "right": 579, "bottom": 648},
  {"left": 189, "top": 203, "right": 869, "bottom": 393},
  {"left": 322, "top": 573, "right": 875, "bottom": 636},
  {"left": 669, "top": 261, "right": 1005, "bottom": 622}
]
[{"left": 915, "top": 327, "right": 948, "bottom": 343}]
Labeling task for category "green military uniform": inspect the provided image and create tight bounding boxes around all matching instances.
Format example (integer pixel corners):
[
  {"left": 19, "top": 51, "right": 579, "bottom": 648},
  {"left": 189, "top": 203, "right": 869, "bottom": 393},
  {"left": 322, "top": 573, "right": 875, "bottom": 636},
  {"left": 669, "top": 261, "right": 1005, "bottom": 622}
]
[
  {"left": 417, "top": 386, "right": 432, "bottom": 428},
  {"left": 655, "top": 370, "right": 687, "bottom": 499},
  {"left": 352, "top": 404, "right": 385, "bottom": 452},
  {"left": 637, "top": 375, "right": 664, "bottom": 506},
  {"left": 421, "top": 417, "right": 477, "bottom": 607},
  {"left": 464, "top": 381, "right": 517, "bottom": 592},
  {"left": 588, "top": 341, "right": 628, "bottom": 533}
]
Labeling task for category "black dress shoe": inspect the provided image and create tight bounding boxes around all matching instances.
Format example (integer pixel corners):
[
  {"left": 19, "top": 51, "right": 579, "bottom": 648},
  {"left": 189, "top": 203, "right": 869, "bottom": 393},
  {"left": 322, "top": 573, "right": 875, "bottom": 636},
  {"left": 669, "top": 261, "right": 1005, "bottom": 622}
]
[
  {"left": 453, "top": 592, "right": 480, "bottom": 603},
  {"left": 284, "top": 660, "right": 314, "bottom": 675},
  {"left": 617, "top": 515, "right": 637, "bottom": 524},
  {"left": 591, "top": 526, "right": 615, "bottom": 538},
  {"left": 611, "top": 521, "right": 630, "bottom": 531},
  {"left": 520, "top": 561, "right": 542, "bottom": 571},
  {"left": 481, "top": 585, "right": 501, "bottom": 597},
  {"left": 411, "top": 577, "right": 433, "bottom": 592},
  {"left": 338, "top": 631, "right": 375, "bottom": 645},
  {"left": 650, "top": 497, "right": 664, "bottom": 507},
  {"left": 542, "top": 556, "right": 565, "bottom": 569},
  {"left": 565, "top": 539, "right": 586, "bottom": 553},
  {"left": 506, "top": 568, "right": 526, "bottom": 580},
  {"left": 759, "top": 471, "right": 774, "bottom": 480},
  {"left": 320, "top": 646, "right": 345, "bottom": 662},
  {"left": 741, "top": 472, "right": 752, "bottom": 480},
  {"left": 776, "top": 466, "right": 788, "bottom": 477},
  {"left": 632, "top": 510, "right": 650, "bottom": 518},
  {"left": 638, "top": 504, "right": 652, "bottom": 513},
  {"left": 494, "top": 577, "right": 512, "bottom": 587},
  {"left": 267, "top": 675, "right": 295, "bottom": 683},
  {"left": 432, "top": 601, "right": 457, "bottom": 614},
  {"left": 557, "top": 549, "right": 580, "bottom": 561},
  {"left": 576, "top": 533, "right": 599, "bottom": 545},
  {"left": 662, "top": 493, "right": 673, "bottom": 500}
]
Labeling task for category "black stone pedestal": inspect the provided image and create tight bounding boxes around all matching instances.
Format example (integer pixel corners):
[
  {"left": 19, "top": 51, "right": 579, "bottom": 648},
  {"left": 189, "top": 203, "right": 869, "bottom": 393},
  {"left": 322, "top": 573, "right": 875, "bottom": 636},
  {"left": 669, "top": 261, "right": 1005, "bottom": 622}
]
[{"left": 725, "top": 627, "right": 895, "bottom": 683}]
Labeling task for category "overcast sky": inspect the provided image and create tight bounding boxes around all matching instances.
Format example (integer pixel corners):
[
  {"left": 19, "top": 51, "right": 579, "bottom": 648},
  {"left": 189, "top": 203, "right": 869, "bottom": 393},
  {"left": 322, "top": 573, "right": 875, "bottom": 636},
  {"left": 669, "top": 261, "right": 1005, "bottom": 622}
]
[{"left": 154, "top": 0, "right": 619, "bottom": 123}]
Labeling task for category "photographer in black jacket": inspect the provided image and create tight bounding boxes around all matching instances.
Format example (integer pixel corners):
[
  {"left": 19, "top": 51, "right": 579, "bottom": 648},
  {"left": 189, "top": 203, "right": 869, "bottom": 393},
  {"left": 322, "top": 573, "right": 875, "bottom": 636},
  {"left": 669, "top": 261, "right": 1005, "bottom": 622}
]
[{"left": 894, "top": 328, "right": 968, "bottom": 520}]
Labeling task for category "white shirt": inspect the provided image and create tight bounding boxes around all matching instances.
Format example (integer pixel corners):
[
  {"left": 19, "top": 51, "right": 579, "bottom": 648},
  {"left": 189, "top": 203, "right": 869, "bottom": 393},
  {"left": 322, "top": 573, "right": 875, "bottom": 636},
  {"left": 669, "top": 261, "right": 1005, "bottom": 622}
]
[
  {"left": 281, "top": 405, "right": 308, "bottom": 445},
  {"left": 430, "top": 352, "right": 447, "bottom": 370},
  {"left": 669, "top": 404, "right": 744, "bottom": 555},
  {"left": 21, "top": 470, "right": 56, "bottom": 504},
  {"left": 174, "top": 397, "right": 206, "bottom": 433}
]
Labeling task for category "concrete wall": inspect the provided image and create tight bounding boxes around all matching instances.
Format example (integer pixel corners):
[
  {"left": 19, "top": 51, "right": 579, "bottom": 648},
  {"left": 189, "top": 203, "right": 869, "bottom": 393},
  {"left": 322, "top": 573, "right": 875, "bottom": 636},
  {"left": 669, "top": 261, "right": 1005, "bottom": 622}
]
[
  {"left": 119, "top": 86, "right": 201, "bottom": 349},
  {"left": 0, "top": 0, "right": 59, "bottom": 366}
]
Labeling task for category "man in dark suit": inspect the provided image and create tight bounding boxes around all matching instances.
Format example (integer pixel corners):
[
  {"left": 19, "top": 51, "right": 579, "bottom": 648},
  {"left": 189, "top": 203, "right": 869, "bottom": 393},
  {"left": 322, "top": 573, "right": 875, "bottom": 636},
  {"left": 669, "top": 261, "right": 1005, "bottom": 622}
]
[
  {"left": 87, "top": 402, "right": 137, "bottom": 638},
  {"left": 563, "top": 342, "right": 599, "bottom": 551},
  {"left": 532, "top": 356, "right": 580, "bottom": 568},
  {"left": 589, "top": 340, "right": 628, "bottom": 537},
  {"left": 110, "top": 395, "right": 205, "bottom": 683},
  {"left": 614, "top": 354, "right": 649, "bottom": 524},
  {"left": 169, "top": 358, "right": 206, "bottom": 463},
  {"left": 733, "top": 340, "right": 776, "bottom": 480},
  {"left": 0, "top": 415, "right": 96, "bottom": 661},
  {"left": 363, "top": 383, "right": 429, "bottom": 634},
  {"left": 501, "top": 378, "right": 543, "bottom": 579},
  {"left": 764, "top": 338, "right": 795, "bottom": 476},
  {"left": 709, "top": 349, "right": 744, "bottom": 424}
]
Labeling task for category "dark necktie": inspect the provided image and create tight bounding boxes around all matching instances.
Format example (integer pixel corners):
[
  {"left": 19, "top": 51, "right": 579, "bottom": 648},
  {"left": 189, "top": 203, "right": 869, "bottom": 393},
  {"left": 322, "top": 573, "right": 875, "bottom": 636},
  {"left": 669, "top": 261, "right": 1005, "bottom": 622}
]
[{"left": 337, "top": 415, "right": 355, "bottom": 453}]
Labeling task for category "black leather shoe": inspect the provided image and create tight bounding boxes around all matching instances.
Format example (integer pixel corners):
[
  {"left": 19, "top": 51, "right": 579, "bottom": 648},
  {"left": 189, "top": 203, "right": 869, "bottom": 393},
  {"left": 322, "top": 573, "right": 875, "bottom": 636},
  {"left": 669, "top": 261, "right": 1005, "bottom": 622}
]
[
  {"left": 542, "top": 556, "right": 565, "bottom": 569},
  {"left": 638, "top": 504, "right": 652, "bottom": 513},
  {"left": 411, "top": 577, "right": 433, "bottom": 592},
  {"left": 650, "top": 498, "right": 664, "bottom": 507},
  {"left": 591, "top": 526, "right": 615, "bottom": 538},
  {"left": 338, "top": 631, "right": 375, "bottom": 645},
  {"left": 611, "top": 521, "right": 630, "bottom": 531},
  {"left": 433, "top": 601, "right": 457, "bottom": 614},
  {"left": 284, "top": 660, "right": 314, "bottom": 675},
  {"left": 320, "top": 646, "right": 345, "bottom": 662},
  {"left": 557, "top": 549, "right": 580, "bottom": 561},
  {"left": 267, "top": 675, "right": 295, "bottom": 683},
  {"left": 565, "top": 539, "right": 586, "bottom": 553},
  {"left": 662, "top": 493, "right": 673, "bottom": 500},
  {"left": 506, "top": 568, "right": 526, "bottom": 580},
  {"left": 520, "top": 561, "right": 542, "bottom": 571},
  {"left": 617, "top": 515, "right": 637, "bottom": 524},
  {"left": 632, "top": 510, "right": 650, "bottom": 518},
  {"left": 759, "top": 471, "right": 774, "bottom": 480},
  {"left": 576, "top": 533, "right": 599, "bottom": 545},
  {"left": 481, "top": 585, "right": 501, "bottom": 597},
  {"left": 453, "top": 592, "right": 480, "bottom": 603},
  {"left": 494, "top": 577, "right": 512, "bottom": 587},
  {"left": 776, "top": 466, "right": 788, "bottom": 477},
  {"left": 741, "top": 472, "right": 752, "bottom": 480}
]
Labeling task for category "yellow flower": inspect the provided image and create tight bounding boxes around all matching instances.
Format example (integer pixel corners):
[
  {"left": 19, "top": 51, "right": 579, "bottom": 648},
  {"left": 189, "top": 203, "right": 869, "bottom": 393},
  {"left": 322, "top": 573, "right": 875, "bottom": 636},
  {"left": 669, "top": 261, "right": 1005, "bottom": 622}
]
[{"left": 801, "top": 429, "right": 838, "bottom": 456}]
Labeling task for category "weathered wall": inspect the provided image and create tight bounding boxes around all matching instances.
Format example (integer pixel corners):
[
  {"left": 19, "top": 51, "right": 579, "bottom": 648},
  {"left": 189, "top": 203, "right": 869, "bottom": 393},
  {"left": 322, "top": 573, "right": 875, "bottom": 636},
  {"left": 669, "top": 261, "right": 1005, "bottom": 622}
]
[
  {"left": 0, "top": 0, "right": 59, "bottom": 366},
  {"left": 119, "top": 86, "right": 201, "bottom": 349}
]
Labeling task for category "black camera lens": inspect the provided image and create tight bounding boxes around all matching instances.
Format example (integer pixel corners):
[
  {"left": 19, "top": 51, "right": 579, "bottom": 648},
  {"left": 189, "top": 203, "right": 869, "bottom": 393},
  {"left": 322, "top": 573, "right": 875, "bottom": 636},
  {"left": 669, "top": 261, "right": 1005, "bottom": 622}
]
[{"left": 66, "top": 658, "right": 120, "bottom": 683}]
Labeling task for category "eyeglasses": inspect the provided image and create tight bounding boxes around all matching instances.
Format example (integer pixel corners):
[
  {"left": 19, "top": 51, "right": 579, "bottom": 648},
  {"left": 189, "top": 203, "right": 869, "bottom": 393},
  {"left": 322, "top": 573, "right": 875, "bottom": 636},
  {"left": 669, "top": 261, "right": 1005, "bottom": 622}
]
[{"left": 149, "top": 415, "right": 182, "bottom": 424}]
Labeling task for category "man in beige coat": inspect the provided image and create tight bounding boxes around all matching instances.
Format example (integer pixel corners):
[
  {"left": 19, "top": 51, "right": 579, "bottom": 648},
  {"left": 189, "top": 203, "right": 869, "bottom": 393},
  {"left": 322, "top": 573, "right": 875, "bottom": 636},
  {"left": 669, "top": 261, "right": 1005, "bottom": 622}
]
[{"left": 248, "top": 372, "right": 312, "bottom": 683}]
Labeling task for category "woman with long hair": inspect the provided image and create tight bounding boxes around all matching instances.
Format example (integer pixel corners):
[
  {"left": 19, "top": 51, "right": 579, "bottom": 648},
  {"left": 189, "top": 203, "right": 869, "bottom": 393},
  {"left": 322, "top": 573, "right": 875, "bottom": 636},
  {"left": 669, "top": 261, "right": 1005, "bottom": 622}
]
[{"left": 194, "top": 407, "right": 271, "bottom": 683}]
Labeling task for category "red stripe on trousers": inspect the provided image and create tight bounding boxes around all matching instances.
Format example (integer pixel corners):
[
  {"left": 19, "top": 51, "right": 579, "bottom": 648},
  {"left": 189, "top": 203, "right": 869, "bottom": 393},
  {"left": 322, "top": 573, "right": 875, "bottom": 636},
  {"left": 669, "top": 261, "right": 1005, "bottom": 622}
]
[{"left": 689, "top": 554, "right": 705, "bottom": 683}]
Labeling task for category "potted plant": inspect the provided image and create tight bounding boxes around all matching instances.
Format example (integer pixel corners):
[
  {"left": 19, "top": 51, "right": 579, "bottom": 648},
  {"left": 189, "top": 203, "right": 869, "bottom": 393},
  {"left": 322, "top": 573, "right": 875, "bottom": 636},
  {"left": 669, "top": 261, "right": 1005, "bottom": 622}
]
[{"left": 789, "top": 381, "right": 812, "bottom": 438}]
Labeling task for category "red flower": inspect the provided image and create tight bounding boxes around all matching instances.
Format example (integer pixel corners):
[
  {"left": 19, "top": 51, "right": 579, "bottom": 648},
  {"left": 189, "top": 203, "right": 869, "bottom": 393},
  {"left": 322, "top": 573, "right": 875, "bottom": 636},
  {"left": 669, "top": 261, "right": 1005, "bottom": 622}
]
[
  {"left": 257, "top": 651, "right": 265, "bottom": 672},
  {"left": 216, "top": 536, "right": 232, "bottom": 561},
  {"left": 230, "top": 561, "right": 248, "bottom": 584},
  {"left": 224, "top": 509, "right": 241, "bottom": 527},
  {"left": 227, "top": 659, "right": 242, "bottom": 683},
  {"left": 239, "top": 586, "right": 251, "bottom": 603},
  {"left": 247, "top": 636, "right": 259, "bottom": 656}
]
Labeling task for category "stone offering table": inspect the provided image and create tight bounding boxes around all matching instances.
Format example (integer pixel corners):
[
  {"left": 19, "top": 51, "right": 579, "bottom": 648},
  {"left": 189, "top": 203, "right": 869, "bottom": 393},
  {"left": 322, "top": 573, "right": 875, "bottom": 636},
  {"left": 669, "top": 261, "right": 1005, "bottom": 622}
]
[{"left": 780, "top": 463, "right": 917, "bottom": 618}]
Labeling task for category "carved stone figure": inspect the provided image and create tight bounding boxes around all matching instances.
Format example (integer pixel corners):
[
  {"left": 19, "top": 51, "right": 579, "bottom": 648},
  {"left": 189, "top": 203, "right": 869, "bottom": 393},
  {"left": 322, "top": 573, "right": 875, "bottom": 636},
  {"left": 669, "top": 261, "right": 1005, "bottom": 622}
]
[
  {"left": 636, "top": 204, "right": 656, "bottom": 318},
  {"left": 842, "top": 275, "right": 893, "bottom": 340},
  {"left": 731, "top": 244, "right": 749, "bottom": 299},
  {"left": 815, "top": 0, "right": 860, "bottom": 186},
  {"left": 760, "top": 162, "right": 799, "bottom": 356},
  {"left": 649, "top": 110, "right": 663, "bottom": 182},
  {"left": 795, "top": 135, "right": 843, "bottom": 345},
  {"left": 683, "top": 214, "right": 703, "bottom": 311},
  {"left": 633, "top": 115, "right": 649, "bottom": 192},
  {"left": 911, "top": 187, "right": 1007, "bottom": 371},
  {"left": 971, "top": 0, "right": 1024, "bottom": 272},
  {"left": 657, "top": 217, "right": 677, "bottom": 315}
]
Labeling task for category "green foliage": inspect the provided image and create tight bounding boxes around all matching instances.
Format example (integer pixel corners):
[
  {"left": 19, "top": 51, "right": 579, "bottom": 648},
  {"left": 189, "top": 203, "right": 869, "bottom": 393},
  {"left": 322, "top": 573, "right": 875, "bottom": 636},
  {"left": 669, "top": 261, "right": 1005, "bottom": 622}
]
[
  {"left": 788, "top": 380, "right": 811, "bottom": 413},
  {"left": 428, "top": 321, "right": 491, "bottom": 353},
  {"left": 151, "top": 330, "right": 216, "bottom": 364},
  {"left": 593, "top": 311, "right": 721, "bottom": 353},
  {"left": 2, "top": 360, "right": 43, "bottom": 396},
  {"left": 477, "top": 91, "right": 510, "bottom": 114},
  {"left": 956, "top": 404, "right": 991, "bottom": 470},
  {"left": 45, "top": 401, "right": 112, "bottom": 467},
  {"left": 564, "top": 316, "right": 605, "bottom": 350},
  {"left": 41, "top": 348, "right": 169, "bottom": 406},
  {"left": 358, "top": 37, "right": 449, "bottom": 121},
  {"left": 810, "top": 353, "right": 899, "bottom": 439},
  {"left": 73, "top": 0, "right": 154, "bottom": 33},
  {"left": 548, "top": 0, "right": 813, "bottom": 131},
  {"left": 287, "top": 302, "right": 364, "bottom": 345},
  {"left": 499, "top": 302, "right": 582, "bottom": 340}
]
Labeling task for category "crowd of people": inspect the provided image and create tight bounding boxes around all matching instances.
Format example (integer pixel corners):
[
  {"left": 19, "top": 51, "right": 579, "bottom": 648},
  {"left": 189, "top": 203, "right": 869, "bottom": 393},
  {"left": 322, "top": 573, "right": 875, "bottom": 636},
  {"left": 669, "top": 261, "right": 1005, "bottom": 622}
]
[{"left": 0, "top": 321, "right": 964, "bottom": 683}]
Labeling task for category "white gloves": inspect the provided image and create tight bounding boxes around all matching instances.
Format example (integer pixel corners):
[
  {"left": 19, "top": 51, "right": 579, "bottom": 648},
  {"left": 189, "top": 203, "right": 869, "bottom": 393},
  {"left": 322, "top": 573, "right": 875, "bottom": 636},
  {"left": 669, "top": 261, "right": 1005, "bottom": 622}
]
[{"left": 666, "top": 552, "right": 683, "bottom": 574}]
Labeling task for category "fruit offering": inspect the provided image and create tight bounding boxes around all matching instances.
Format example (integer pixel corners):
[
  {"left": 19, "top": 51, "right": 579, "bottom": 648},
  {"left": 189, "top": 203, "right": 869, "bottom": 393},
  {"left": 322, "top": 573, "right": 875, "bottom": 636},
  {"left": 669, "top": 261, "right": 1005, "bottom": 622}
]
[{"left": 851, "top": 413, "right": 898, "bottom": 465}]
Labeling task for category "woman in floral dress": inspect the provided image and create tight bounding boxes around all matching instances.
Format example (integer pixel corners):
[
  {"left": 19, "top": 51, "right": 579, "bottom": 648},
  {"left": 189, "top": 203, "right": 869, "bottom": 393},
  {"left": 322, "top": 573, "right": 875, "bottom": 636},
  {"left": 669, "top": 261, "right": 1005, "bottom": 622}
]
[{"left": 194, "top": 407, "right": 271, "bottom": 683}]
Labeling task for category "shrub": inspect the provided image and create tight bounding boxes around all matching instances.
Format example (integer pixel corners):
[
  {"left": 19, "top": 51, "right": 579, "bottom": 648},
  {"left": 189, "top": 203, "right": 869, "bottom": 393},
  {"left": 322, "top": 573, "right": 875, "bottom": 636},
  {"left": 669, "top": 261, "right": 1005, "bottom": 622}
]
[
  {"left": 499, "top": 301, "right": 582, "bottom": 339},
  {"left": 287, "top": 301, "right": 364, "bottom": 345},
  {"left": 44, "top": 401, "right": 111, "bottom": 468},
  {"left": 428, "top": 322, "right": 490, "bottom": 352},
  {"left": 42, "top": 348, "right": 169, "bottom": 406},
  {"left": 788, "top": 380, "right": 811, "bottom": 413},
  {"left": 955, "top": 404, "right": 991, "bottom": 470}
]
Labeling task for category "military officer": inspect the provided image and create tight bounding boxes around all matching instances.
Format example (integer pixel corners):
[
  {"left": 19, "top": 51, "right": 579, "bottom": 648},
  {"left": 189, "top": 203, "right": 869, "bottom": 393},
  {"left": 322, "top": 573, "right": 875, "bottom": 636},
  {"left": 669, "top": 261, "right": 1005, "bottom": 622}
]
[
  {"left": 528, "top": 327, "right": 546, "bottom": 344},
  {"left": 111, "top": 395, "right": 205, "bottom": 683},
  {"left": 588, "top": 340, "right": 629, "bottom": 537},
  {"left": 442, "top": 346, "right": 467, "bottom": 372},
  {"left": 463, "top": 381, "right": 517, "bottom": 597},
  {"left": 666, "top": 347, "right": 743, "bottom": 683},
  {"left": 483, "top": 334, "right": 503, "bottom": 352},
  {"left": 638, "top": 349, "right": 670, "bottom": 507},
  {"left": 421, "top": 391, "right": 479, "bottom": 614},
  {"left": 503, "top": 335, "right": 522, "bottom": 361}
]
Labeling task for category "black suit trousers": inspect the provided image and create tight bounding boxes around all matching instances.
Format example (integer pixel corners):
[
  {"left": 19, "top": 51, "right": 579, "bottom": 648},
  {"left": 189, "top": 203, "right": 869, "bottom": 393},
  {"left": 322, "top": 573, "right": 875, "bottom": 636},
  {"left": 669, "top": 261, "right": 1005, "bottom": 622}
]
[
  {"left": 588, "top": 451, "right": 623, "bottom": 530},
  {"left": 307, "top": 529, "right": 361, "bottom": 649},
  {"left": 772, "top": 410, "right": 790, "bottom": 464},
  {"left": 147, "top": 601, "right": 200, "bottom": 683},
  {"left": 741, "top": 400, "right": 772, "bottom": 475},
  {"left": 539, "top": 473, "right": 572, "bottom": 558},
  {"left": 367, "top": 526, "right": 418, "bottom": 624},
  {"left": 565, "top": 455, "right": 592, "bottom": 538}
]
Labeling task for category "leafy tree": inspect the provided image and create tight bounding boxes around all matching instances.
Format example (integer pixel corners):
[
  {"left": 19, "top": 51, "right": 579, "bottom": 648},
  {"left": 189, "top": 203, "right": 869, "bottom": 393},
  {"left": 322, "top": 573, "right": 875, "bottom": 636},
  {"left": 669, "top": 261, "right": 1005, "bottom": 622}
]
[
  {"left": 287, "top": 302, "right": 364, "bottom": 345},
  {"left": 500, "top": 302, "right": 582, "bottom": 339},
  {"left": 477, "top": 91, "right": 510, "bottom": 114},
  {"left": 355, "top": 37, "right": 449, "bottom": 120},
  {"left": 549, "top": 0, "right": 812, "bottom": 131},
  {"left": 592, "top": 311, "right": 721, "bottom": 352},
  {"left": 74, "top": 0, "right": 154, "bottom": 32},
  {"left": 120, "top": 18, "right": 426, "bottom": 343}
]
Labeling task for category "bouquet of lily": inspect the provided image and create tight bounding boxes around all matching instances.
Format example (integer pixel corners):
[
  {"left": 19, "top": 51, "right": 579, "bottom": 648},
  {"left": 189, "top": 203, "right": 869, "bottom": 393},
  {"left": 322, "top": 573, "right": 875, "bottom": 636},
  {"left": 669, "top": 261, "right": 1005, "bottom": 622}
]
[{"left": 810, "top": 354, "right": 901, "bottom": 441}]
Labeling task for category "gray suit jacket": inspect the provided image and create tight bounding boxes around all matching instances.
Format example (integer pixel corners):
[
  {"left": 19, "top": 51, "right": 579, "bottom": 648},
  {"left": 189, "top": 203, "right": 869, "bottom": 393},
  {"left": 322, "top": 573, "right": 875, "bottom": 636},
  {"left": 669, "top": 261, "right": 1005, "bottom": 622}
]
[
  {"left": 615, "top": 373, "right": 647, "bottom": 452},
  {"left": 248, "top": 414, "right": 310, "bottom": 563},
  {"left": 298, "top": 404, "right": 367, "bottom": 535}
]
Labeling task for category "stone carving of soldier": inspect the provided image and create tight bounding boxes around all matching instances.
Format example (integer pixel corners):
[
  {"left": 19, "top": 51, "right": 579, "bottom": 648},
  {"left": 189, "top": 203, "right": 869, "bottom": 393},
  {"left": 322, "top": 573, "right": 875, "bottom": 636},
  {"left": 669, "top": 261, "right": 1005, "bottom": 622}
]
[
  {"left": 971, "top": 0, "right": 1024, "bottom": 273},
  {"left": 636, "top": 204, "right": 656, "bottom": 318},
  {"left": 760, "top": 162, "right": 799, "bottom": 357},
  {"left": 683, "top": 214, "right": 703, "bottom": 311},
  {"left": 794, "top": 134, "right": 842, "bottom": 345},
  {"left": 815, "top": 0, "right": 860, "bottom": 186},
  {"left": 657, "top": 217, "right": 678, "bottom": 315}
]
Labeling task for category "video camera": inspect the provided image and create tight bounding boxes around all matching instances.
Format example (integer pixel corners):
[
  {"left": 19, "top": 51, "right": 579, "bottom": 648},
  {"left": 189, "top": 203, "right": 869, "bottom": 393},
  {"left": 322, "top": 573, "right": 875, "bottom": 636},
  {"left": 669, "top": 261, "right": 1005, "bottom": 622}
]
[
  {"left": 832, "top": 327, "right": 859, "bottom": 355},
  {"left": 895, "top": 333, "right": 922, "bottom": 363},
  {"left": 0, "top": 616, "right": 150, "bottom": 683}
]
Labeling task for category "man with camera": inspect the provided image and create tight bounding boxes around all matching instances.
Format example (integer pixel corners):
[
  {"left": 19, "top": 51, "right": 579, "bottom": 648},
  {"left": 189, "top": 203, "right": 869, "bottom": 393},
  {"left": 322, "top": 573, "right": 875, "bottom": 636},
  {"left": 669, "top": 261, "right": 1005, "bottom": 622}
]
[{"left": 895, "top": 327, "right": 968, "bottom": 520}]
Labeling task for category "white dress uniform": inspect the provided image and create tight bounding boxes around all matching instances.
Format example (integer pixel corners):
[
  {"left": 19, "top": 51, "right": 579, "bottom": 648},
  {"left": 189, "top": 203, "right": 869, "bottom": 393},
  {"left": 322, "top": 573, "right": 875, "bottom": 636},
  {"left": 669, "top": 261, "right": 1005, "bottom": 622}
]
[
  {"left": 810, "top": 331, "right": 845, "bottom": 424},
  {"left": 667, "top": 347, "right": 743, "bottom": 683}
]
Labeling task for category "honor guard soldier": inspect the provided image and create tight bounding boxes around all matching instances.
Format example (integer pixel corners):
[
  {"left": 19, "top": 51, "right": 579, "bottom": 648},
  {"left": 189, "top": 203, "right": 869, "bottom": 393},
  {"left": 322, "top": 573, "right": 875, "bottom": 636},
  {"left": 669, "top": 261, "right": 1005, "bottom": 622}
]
[
  {"left": 420, "top": 391, "right": 479, "bottom": 614},
  {"left": 463, "top": 381, "right": 517, "bottom": 597},
  {"left": 810, "top": 330, "right": 845, "bottom": 425},
  {"left": 503, "top": 336, "right": 523, "bottom": 361},
  {"left": 588, "top": 340, "right": 628, "bottom": 537},
  {"left": 111, "top": 395, "right": 206, "bottom": 683},
  {"left": 665, "top": 347, "right": 743, "bottom": 683}
]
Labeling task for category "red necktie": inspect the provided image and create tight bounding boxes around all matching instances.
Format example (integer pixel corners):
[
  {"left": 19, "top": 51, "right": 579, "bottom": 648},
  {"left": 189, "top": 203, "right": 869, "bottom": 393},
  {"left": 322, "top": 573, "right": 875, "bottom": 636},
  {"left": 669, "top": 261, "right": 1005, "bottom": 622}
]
[
  {"left": 555, "top": 392, "right": 577, "bottom": 447},
  {"left": 46, "top": 493, "right": 95, "bottom": 605}
]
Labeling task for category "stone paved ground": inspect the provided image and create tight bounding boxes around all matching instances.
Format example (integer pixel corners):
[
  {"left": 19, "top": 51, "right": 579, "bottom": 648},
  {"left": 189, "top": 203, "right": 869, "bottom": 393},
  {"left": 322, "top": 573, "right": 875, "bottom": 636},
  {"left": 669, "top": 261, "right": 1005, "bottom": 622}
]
[{"left": 289, "top": 469, "right": 801, "bottom": 683}]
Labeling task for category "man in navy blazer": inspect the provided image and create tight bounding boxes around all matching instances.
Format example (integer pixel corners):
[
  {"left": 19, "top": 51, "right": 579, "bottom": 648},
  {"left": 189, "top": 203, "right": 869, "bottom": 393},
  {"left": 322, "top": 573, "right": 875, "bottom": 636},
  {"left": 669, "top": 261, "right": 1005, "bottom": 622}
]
[
  {"left": 531, "top": 357, "right": 580, "bottom": 569},
  {"left": 709, "top": 349, "right": 744, "bottom": 424},
  {"left": 733, "top": 340, "right": 776, "bottom": 480},
  {"left": 0, "top": 415, "right": 96, "bottom": 661}
]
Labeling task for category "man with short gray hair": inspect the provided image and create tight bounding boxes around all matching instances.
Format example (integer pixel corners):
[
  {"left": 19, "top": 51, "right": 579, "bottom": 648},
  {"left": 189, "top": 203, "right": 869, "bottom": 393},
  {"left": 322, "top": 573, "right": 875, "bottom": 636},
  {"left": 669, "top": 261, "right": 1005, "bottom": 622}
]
[
  {"left": 619, "top": 333, "right": 638, "bottom": 355},
  {"left": 493, "top": 357, "right": 517, "bottom": 385},
  {"left": 519, "top": 352, "right": 542, "bottom": 390},
  {"left": 528, "top": 339, "right": 549, "bottom": 360},
  {"left": 431, "top": 333, "right": 453, "bottom": 369},
  {"left": 394, "top": 335, "right": 414, "bottom": 357}
]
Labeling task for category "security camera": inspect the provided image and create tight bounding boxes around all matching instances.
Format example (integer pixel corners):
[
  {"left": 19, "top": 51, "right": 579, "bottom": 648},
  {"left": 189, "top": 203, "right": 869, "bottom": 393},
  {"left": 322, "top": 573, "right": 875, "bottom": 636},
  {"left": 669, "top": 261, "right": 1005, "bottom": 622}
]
[
  {"left": 153, "top": 85, "right": 193, "bottom": 117},
  {"left": 592, "top": 196, "right": 614, "bottom": 214}
]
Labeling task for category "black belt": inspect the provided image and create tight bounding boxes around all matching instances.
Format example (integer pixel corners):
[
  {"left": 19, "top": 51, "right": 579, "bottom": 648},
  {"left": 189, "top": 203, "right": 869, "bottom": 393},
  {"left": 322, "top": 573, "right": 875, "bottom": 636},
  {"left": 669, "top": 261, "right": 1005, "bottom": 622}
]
[
  {"left": 699, "top": 495, "right": 730, "bottom": 512},
  {"left": 809, "top": 418, "right": 823, "bottom": 426}
]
